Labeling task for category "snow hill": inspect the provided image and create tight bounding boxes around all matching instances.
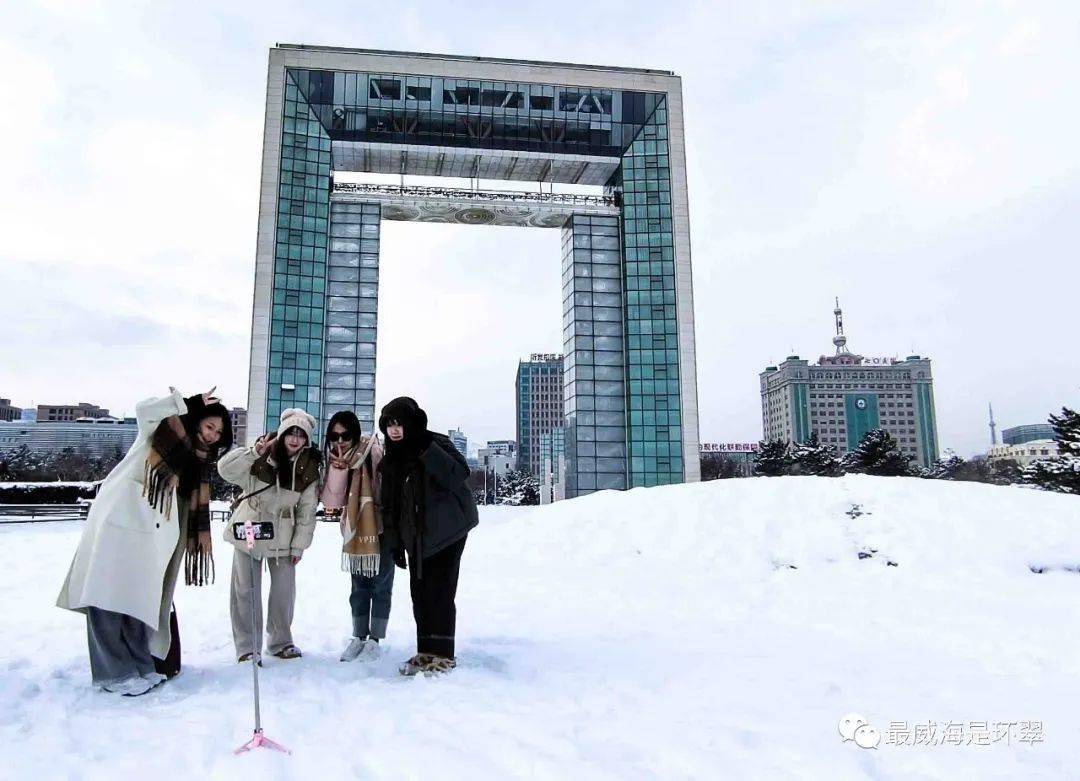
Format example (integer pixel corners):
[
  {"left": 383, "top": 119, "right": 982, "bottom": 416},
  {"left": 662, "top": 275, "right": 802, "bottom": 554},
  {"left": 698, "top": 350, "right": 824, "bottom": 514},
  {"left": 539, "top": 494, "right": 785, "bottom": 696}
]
[{"left": 2, "top": 476, "right": 1078, "bottom": 779}]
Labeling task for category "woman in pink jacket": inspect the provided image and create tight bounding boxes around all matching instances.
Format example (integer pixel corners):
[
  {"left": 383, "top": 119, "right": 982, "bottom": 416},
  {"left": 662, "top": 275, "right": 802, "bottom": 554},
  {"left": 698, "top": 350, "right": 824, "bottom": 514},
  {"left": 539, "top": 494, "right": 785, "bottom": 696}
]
[{"left": 320, "top": 410, "right": 392, "bottom": 662}]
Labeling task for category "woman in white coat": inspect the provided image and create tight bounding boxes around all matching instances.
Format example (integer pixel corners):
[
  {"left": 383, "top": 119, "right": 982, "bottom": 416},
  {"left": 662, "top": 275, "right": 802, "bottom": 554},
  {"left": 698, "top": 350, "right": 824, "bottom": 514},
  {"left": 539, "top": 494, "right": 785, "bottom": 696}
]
[
  {"left": 57, "top": 387, "right": 233, "bottom": 696},
  {"left": 218, "top": 407, "right": 320, "bottom": 662}
]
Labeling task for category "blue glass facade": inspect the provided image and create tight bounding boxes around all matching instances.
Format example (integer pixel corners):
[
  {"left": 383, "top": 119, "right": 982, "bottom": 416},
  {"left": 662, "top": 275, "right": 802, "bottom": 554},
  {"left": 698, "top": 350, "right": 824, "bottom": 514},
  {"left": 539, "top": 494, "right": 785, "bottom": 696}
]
[
  {"left": 608, "top": 99, "right": 683, "bottom": 487},
  {"left": 265, "top": 73, "right": 331, "bottom": 433},
  {"left": 254, "top": 51, "right": 697, "bottom": 494}
]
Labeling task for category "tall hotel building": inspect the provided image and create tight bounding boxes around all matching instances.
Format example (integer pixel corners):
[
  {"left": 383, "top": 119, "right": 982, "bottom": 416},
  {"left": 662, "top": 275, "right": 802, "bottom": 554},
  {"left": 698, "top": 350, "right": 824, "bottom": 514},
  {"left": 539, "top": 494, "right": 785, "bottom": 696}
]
[
  {"left": 760, "top": 302, "right": 939, "bottom": 468},
  {"left": 516, "top": 354, "right": 564, "bottom": 475}
]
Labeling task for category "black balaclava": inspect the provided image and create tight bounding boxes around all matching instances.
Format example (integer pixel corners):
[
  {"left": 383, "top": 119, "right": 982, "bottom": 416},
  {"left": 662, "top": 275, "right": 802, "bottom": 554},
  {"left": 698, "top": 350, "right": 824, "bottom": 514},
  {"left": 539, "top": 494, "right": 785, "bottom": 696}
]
[
  {"left": 378, "top": 396, "right": 429, "bottom": 462},
  {"left": 378, "top": 397, "right": 430, "bottom": 554}
]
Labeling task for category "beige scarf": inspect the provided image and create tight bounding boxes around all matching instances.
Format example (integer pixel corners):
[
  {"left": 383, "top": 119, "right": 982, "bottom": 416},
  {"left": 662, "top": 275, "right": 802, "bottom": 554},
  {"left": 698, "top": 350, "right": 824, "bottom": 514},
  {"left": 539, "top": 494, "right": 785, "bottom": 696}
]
[
  {"left": 340, "top": 436, "right": 380, "bottom": 576},
  {"left": 341, "top": 463, "right": 380, "bottom": 576}
]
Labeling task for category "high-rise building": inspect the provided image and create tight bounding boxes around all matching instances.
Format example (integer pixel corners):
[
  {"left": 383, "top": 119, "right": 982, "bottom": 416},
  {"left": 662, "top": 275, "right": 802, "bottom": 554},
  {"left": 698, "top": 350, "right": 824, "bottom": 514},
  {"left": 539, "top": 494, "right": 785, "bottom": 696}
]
[
  {"left": 230, "top": 407, "right": 248, "bottom": 447},
  {"left": 1002, "top": 424, "right": 1055, "bottom": 446},
  {"left": 448, "top": 428, "right": 468, "bottom": 458},
  {"left": 759, "top": 301, "right": 940, "bottom": 468},
  {"left": 516, "top": 354, "right": 565, "bottom": 476},
  {"left": 540, "top": 427, "right": 566, "bottom": 503},
  {"left": 0, "top": 399, "right": 21, "bottom": 422},
  {"left": 244, "top": 45, "right": 701, "bottom": 497},
  {"left": 36, "top": 402, "right": 110, "bottom": 422}
]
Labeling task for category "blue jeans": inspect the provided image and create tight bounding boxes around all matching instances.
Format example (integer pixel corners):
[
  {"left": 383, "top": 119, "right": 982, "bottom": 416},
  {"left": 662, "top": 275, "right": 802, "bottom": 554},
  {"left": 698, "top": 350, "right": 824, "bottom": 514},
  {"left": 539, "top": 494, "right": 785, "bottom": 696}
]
[{"left": 350, "top": 540, "right": 395, "bottom": 639}]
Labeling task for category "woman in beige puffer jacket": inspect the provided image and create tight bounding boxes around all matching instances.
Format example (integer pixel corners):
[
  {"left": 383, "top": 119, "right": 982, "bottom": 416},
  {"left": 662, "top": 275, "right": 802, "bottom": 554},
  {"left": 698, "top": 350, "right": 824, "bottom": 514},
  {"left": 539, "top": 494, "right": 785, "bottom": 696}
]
[{"left": 218, "top": 407, "right": 321, "bottom": 662}]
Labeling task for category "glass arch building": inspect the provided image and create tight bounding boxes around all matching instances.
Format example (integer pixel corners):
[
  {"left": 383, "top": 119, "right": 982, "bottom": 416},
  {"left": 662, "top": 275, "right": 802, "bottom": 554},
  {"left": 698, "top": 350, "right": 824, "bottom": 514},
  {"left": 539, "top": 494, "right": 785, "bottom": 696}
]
[{"left": 247, "top": 45, "right": 700, "bottom": 496}]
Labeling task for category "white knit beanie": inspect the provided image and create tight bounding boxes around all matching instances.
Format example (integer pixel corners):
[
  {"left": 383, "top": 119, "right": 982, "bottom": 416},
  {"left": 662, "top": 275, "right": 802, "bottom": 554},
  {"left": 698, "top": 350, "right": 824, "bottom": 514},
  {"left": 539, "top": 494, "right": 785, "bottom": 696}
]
[{"left": 277, "top": 407, "right": 316, "bottom": 442}]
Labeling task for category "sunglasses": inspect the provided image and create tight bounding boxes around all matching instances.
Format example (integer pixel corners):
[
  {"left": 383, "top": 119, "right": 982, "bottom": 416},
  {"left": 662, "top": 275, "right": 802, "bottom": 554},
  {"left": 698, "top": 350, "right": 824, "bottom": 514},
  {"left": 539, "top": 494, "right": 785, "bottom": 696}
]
[{"left": 327, "top": 432, "right": 355, "bottom": 443}]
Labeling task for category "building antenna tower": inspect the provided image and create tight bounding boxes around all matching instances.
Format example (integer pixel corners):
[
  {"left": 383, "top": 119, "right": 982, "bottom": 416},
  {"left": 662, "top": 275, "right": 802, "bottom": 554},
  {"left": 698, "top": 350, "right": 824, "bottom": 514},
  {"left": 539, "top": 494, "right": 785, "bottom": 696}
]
[
  {"left": 988, "top": 402, "right": 998, "bottom": 446},
  {"left": 832, "top": 297, "right": 849, "bottom": 355}
]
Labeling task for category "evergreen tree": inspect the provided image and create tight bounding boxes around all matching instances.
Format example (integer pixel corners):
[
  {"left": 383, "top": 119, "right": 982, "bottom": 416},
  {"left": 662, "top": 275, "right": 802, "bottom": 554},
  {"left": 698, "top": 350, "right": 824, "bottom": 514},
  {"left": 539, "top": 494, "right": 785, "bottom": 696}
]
[
  {"left": 927, "top": 450, "right": 965, "bottom": 480},
  {"left": 789, "top": 433, "right": 842, "bottom": 477},
  {"left": 753, "top": 440, "right": 790, "bottom": 477},
  {"left": 989, "top": 458, "right": 1021, "bottom": 485},
  {"left": 842, "top": 429, "right": 914, "bottom": 476},
  {"left": 496, "top": 470, "right": 541, "bottom": 505},
  {"left": 1, "top": 443, "right": 126, "bottom": 483},
  {"left": 0, "top": 445, "right": 52, "bottom": 481},
  {"left": 1022, "top": 407, "right": 1080, "bottom": 495}
]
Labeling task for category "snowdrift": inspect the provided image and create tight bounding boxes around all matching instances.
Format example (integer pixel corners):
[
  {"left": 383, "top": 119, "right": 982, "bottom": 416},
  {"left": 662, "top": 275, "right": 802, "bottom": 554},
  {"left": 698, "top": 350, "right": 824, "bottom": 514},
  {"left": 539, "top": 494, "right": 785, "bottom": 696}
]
[{"left": 1, "top": 476, "right": 1078, "bottom": 779}]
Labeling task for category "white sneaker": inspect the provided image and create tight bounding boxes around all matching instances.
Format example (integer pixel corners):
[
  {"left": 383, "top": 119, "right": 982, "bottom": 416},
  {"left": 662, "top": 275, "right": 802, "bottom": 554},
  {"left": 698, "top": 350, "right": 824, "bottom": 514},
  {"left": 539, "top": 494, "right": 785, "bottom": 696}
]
[
  {"left": 101, "top": 675, "right": 153, "bottom": 697},
  {"left": 141, "top": 671, "right": 167, "bottom": 688},
  {"left": 340, "top": 637, "right": 368, "bottom": 662},
  {"left": 359, "top": 639, "right": 382, "bottom": 660}
]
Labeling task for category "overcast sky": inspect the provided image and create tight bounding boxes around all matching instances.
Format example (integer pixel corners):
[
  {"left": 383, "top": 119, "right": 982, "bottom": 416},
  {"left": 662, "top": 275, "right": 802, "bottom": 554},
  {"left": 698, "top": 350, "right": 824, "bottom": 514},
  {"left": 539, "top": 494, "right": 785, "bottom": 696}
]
[{"left": 1, "top": 0, "right": 1078, "bottom": 457}]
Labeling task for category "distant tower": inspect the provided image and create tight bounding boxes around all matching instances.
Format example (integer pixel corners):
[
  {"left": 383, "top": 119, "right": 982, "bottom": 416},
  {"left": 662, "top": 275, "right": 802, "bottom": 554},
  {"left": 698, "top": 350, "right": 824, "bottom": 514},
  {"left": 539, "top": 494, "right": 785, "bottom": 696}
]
[
  {"left": 988, "top": 403, "right": 998, "bottom": 446},
  {"left": 832, "top": 297, "right": 849, "bottom": 355}
]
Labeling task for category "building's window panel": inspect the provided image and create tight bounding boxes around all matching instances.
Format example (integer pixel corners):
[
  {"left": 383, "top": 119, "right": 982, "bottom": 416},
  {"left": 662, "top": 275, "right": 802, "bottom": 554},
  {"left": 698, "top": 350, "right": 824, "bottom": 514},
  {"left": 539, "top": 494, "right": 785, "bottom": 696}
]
[
  {"left": 321, "top": 200, "right": 381, "bottom": 433},
  {"left": 265, "top": 71, "right": 331, "bottom": 433},
  {"left": 562, "top": 214, "right": 627, "bottom": 496},
  {"left": 607, "top": 98, "right": 681, "bottom": 488}
]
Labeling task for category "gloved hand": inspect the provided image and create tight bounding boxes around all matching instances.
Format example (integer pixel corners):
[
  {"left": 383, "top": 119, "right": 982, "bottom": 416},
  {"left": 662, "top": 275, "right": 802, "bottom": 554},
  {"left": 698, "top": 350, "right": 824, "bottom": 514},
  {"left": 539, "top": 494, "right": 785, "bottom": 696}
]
[{"left": 393, "top": 547, "right": 407, "bottom": 570}]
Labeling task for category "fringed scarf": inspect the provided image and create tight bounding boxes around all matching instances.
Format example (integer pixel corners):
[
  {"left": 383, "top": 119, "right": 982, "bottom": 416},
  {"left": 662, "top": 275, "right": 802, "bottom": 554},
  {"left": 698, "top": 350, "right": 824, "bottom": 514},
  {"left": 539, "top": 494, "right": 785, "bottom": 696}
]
[
  {"left": 144, "top": 415, "right": 214, "bottom": 586},
  {"left": 341, "top": 460, "right": 381, "bottom": 577}
]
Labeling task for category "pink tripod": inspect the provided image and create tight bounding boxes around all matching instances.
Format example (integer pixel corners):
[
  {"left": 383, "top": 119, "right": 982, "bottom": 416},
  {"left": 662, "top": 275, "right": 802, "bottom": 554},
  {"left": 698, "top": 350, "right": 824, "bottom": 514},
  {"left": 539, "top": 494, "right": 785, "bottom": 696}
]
[{"left": 234, "top": 519, "right": 290, "bottom": 756}]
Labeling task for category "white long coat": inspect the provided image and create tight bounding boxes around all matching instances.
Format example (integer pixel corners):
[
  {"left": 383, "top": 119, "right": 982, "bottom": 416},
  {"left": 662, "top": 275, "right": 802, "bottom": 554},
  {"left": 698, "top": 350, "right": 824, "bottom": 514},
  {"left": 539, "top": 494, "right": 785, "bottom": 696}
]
[{"left": 56, "top": 389, "right": 189, "bottom": 657}]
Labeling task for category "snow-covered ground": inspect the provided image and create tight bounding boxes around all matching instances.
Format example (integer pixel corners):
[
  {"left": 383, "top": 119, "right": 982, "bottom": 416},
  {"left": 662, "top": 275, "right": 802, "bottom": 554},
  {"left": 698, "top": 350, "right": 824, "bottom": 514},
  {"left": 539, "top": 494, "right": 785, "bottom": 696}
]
[{"left": 2, "top": 476, "right": 1079, "bottom": 779}]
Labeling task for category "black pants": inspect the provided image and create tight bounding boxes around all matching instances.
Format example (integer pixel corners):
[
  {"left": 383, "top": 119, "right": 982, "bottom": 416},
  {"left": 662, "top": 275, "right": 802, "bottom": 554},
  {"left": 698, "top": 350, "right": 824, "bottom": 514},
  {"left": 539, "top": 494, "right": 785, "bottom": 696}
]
[{"left": 409, "top": 536, "right": 467, "bottom": 659}]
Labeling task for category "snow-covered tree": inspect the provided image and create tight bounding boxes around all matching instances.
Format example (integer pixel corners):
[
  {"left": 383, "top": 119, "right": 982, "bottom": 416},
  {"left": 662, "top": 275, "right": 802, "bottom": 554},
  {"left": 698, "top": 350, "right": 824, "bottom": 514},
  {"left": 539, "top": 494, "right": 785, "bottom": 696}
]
[
  {"left": 753, "top": 440, "right": 790, "bottom": 477},
  {"left": 842, "top": 429, "right": 914, "bottom": 476},
  {"left": 1023, "top": 408, "right": 1080, "bottom": 495},
  {"left": 1, "top": 446, "right": 57, "bottom": 481},
  {"left": 789, "top": 433, "right": 842, "bottom": 477},
  {"left": 989, "top": 458, "right": 1022, "bottom": 485},
  {"left": 0, "top": 444, "right": 125, "bottom": 483},
  {"left": 496, "top": 470, "right": 541, "bottom": 506},
  {"left": 927, "top": 450, "right": 965, "bottom": 480}
]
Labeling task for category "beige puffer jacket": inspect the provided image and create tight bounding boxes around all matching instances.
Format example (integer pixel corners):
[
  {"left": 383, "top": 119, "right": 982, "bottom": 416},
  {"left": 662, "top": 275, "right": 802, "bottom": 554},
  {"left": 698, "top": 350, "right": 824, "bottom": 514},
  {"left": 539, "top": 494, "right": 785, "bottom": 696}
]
[{"left": 218, "top": 446, "right": 319, "bottom": 559}]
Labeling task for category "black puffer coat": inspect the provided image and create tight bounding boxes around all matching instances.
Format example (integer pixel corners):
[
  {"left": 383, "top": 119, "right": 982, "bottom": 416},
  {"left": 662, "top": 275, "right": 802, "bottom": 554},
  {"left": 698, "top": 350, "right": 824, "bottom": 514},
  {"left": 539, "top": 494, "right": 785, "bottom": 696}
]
[{"left": 379, "top": 397, "right": 479, "bottom": 563}]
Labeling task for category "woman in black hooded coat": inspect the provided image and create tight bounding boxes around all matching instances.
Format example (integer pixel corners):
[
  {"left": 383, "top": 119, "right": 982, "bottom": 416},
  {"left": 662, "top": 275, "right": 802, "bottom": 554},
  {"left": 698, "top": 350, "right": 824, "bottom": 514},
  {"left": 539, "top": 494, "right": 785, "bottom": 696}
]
[{"left": 378, "top": 396, "right": 478, "bottom": 675}]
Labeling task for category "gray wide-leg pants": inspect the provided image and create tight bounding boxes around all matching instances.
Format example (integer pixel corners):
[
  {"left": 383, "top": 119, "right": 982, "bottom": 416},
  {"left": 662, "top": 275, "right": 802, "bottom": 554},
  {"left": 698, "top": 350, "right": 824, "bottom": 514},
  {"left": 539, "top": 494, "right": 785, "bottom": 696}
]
[
  {"left": 230, "top": 548, "right": 297, "bottom": 657},
  {"left": 86, "top": 607, "right": 156, "bottom": 686}
]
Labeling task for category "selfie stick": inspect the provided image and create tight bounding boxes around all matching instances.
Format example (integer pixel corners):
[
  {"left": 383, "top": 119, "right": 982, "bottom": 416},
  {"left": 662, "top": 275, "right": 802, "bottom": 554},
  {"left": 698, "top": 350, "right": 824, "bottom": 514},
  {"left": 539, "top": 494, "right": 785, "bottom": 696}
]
[{"left": 235, "top": 519, "right": 290, "bottom": 756}]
